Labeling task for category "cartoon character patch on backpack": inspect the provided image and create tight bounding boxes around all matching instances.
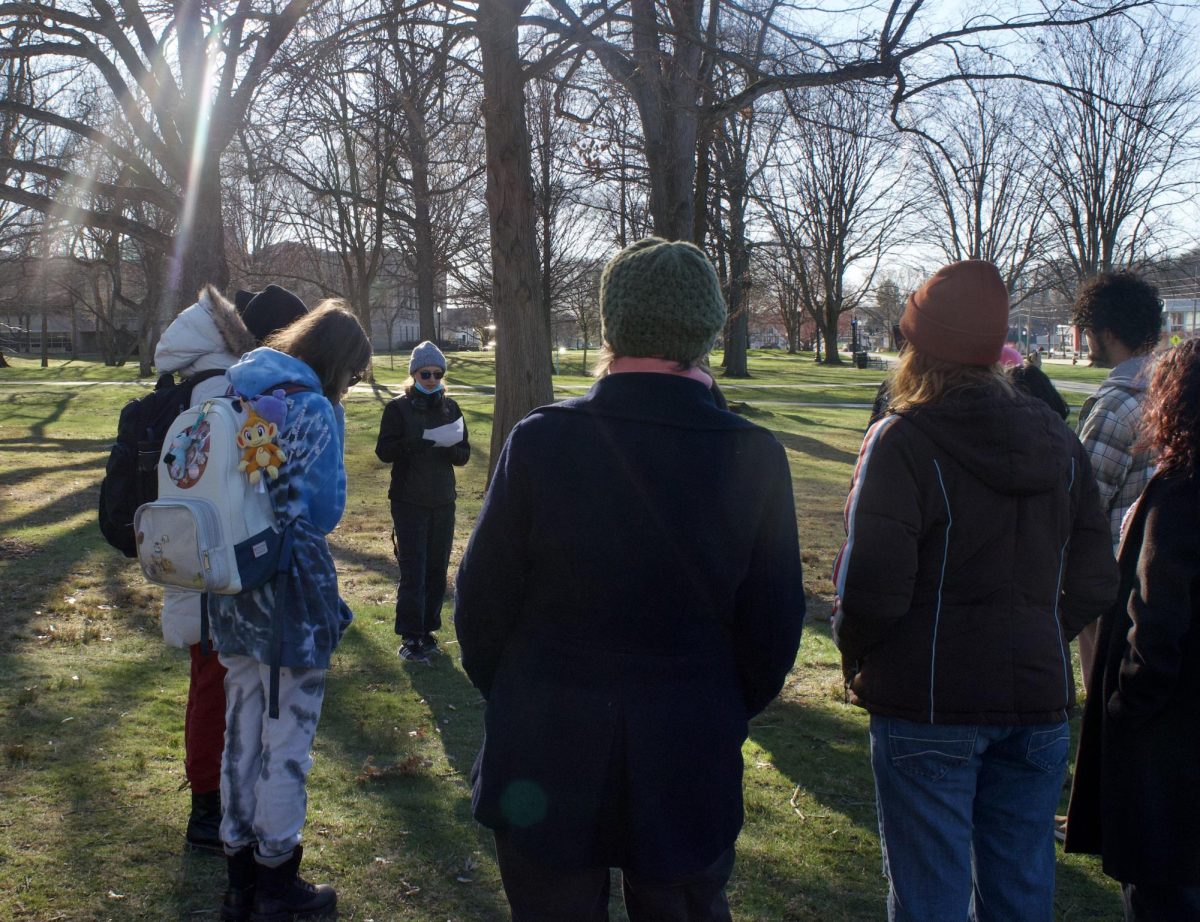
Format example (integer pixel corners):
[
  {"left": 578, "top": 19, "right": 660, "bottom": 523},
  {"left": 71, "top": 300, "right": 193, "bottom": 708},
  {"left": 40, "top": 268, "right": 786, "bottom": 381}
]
[
  {"left": 236, "top": 390, "right": 288, "bottom": 485},
  {"left": 163, "top": 418, "right": 213, "bottom": 488}
]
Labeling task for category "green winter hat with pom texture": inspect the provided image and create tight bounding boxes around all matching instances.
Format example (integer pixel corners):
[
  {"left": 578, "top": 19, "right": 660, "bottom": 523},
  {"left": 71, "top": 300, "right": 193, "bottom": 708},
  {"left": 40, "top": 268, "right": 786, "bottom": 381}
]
[{"left": 600, "top": 237, "right": 727, "bottom": 363}]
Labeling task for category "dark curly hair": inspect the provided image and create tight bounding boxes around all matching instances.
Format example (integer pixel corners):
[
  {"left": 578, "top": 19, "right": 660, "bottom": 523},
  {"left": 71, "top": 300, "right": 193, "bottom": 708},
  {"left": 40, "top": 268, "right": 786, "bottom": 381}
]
[
  {"left": 1072, "top": 271, "right": 1162, "bottom": 353},
  {"left": 1140, "top": 339, "right": 1200, "bottom": 477}
]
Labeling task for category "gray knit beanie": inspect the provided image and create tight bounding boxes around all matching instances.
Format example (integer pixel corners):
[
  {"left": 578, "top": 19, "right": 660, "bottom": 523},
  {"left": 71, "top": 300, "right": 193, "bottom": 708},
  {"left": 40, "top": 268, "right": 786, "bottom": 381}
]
[
  {"left": 600, "top": 238, "right": 727, "bottom": 363},
  {"left": 409, "top": 340, "right": 446, "bottom": 374}
]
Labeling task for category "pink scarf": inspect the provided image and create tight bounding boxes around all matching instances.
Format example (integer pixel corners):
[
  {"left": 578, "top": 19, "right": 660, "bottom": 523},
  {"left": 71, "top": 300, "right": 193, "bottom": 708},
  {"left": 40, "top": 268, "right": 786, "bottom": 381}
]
[{"left": 607, "top": 356, "right": 714, "bottom": 389}]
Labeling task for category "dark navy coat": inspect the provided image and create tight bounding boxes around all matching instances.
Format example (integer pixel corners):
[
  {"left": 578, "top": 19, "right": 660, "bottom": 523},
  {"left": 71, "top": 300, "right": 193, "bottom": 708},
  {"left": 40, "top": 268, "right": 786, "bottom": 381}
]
[
  {"left": 1066, "top": 470, "right": 1200, "bottom": 885},
  {"left": 454, "top": 373, "right": 805, "bottom": 878}
]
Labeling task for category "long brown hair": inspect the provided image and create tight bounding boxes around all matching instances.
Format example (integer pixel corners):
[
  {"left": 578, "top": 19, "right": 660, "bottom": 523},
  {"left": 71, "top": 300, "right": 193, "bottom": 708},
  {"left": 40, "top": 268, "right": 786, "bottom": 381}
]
[
  {"left": 263, "top": 300, "right": 371, "bottom": 402},
  {"left": 1140, "top": 340, "right": 1199, "bottom": 477},
  {"left": 888, "top": 348, "right": 1013, "bottom": 411}
]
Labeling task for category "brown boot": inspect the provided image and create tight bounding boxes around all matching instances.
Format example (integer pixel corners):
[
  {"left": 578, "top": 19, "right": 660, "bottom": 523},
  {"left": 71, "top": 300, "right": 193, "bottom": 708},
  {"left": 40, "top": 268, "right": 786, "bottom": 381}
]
[
  {"left": 250, "top": 845, "right": 336, "bottom": 921},
  {"left": 221, "top": 845, "right": 257, "bottom": 922}
]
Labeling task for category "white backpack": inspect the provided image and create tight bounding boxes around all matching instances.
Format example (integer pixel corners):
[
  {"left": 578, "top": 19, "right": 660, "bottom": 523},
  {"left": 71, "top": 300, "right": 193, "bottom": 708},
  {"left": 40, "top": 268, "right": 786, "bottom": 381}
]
[{"left": 133, "top": 394, "right": 289, "bottom": 594}]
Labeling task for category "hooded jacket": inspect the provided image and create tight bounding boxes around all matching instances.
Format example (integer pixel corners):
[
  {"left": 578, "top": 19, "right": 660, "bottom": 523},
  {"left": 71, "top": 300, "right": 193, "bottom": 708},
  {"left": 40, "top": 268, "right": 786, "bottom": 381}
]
[
  {"left": 208, "top": 347, "right": 352, "bottom": 669},
  {"left": 154, "top": 284, "right": 257, "bottom": 380},
  {"left": 833, "top": 386, "right": 1118, "bottom": 724},
  {"left": 153, "top": 286, "right": 256, "bottom": 648}
]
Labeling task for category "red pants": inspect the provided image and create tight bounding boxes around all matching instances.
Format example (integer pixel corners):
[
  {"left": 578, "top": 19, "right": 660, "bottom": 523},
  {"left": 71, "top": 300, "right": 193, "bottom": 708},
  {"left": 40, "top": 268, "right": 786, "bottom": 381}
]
[{"left": 185, "top": 644, "right": 227, "bottom": 793}]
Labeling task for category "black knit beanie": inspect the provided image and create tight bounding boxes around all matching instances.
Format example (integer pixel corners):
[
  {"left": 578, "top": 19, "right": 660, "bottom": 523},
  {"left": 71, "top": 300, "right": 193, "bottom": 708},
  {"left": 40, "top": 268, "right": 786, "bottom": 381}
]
[
  {"left": 600, "top": 238, "right": 727, "bottom": 363},
  {"left": 237, "top": 285, "right": 309, "bottom": 344}
]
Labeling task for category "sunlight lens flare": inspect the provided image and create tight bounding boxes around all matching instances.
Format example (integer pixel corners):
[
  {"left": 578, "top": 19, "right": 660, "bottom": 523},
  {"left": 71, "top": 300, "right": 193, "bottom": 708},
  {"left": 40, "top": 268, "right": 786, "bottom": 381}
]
[{"left": 166, "top": 18, "right": 224, "bottom": 305}]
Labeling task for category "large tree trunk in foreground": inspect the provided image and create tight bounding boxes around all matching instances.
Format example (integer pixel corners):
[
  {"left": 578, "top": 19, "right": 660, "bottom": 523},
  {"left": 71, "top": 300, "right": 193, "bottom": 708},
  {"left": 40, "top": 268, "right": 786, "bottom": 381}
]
[{"left": 477, "top": 0, "right": 553, "bottom": 478}]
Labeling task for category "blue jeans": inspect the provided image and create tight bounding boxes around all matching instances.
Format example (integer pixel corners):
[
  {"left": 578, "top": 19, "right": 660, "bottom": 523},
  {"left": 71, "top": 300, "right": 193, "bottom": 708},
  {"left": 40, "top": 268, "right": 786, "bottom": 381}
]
[{"left": 869, "top": 715, "right": 1069, "bottom": 922}]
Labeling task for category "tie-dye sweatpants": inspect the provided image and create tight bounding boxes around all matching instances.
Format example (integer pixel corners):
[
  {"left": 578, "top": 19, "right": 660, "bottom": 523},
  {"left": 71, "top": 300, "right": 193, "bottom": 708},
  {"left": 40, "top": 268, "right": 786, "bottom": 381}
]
[{"left": 218, "top": 653, "right": 326, "bottom": 864}]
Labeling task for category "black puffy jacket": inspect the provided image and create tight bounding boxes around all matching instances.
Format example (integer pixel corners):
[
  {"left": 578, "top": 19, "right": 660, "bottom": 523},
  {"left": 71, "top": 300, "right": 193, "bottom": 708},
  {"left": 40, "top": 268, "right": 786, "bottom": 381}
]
[
  {"left": 375, "top": 388, "right": 470, "bottom": 506},
  {"left": 833, "top": 385, "right": 1118, "bottom": 725}
]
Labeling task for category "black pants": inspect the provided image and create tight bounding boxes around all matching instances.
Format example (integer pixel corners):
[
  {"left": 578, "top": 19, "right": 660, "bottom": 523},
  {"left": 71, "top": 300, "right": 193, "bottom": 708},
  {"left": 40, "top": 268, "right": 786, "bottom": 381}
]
[
  {"left": 391, "top": 500, "right": 455, "bottom": 637},
  {"left": 494, "top": 832, "right": 734, "bottom": 922},
  {"left": 1122, "top": 882, "right": 1200, "bottom": 922}
]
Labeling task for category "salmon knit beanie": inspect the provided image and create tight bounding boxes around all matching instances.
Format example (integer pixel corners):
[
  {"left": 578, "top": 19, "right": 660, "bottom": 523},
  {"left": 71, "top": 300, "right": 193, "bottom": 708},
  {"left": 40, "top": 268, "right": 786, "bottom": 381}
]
[
  {"left": 600, "top": 238, "right": 727, "bottom": 364},
  {"left": 900, "top": 260, "right": 1010, "bottom": 366}
]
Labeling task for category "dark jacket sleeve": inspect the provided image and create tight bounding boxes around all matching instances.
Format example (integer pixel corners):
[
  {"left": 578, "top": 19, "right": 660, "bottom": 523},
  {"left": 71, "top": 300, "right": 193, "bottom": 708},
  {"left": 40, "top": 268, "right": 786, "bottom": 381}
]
[
  {"left": 831, "top": 420, "right": 922, "bottom": 663},
  {"left": 375, "top": 397, "right": 430, "bottom": 464},
  {"left": 1059, "top": 444, "right": 1121, "bottom": 641},
  {"left": 734, "top": 438, "right": 806, "bottom": 717},
  {"left": 454, "top": 423, "right": 529, "bottom": 697},
  {"left": 1108, "top": 484, "right": 1197, "bottom": 728}
]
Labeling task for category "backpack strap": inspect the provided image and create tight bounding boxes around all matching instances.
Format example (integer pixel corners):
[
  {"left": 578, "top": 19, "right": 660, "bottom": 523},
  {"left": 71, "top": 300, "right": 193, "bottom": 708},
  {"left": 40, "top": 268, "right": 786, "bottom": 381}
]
[
  {"left": 199, "top": 591, "right": 211, "bottom": 657},
  {"left": 265, "top": 380, "right": 318, "bottom": 397},
  {"left": 232, "top": 379, "right": 314, "bottom": 718},
  {"left": 189, "top": 368, "right": 226, "bottom": 386},
  {"left": 267, "top": 524, "right": 297, "bottom": 720}
]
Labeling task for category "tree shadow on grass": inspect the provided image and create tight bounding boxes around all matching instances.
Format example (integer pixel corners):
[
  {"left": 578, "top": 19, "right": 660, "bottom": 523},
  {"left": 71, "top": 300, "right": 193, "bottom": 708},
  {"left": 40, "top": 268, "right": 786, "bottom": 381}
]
[
  {"left": 778, "top": 411, "right": 871, "bottom": 438},
  {"left": 750, "top": 699, "right": 878, "bottom": 835},
  {"left": 771, "top": 431, "right": 859, "bottom": 467},
  {"left": 750, "top": 698, "right": 1123, "bottom": 920},
  {"left": 0, "top": 642, "right": 229, "bottom": 919},
  {"left": 314, "top": 619, "right": 508, "bottom": 920},
  {"left": 3, "top": 390, "right": 81, "bottom": 440}
]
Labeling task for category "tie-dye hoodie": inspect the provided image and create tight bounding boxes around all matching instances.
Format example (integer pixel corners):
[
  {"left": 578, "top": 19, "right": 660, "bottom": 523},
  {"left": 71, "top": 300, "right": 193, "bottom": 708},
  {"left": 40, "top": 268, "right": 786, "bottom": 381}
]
[{"left": 208, "top": 347, "right": 353, "bottom": 669}]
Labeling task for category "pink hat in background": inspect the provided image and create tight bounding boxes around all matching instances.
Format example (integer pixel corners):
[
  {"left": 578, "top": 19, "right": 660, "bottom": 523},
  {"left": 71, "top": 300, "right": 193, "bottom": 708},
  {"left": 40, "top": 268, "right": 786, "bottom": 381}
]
[{"left": 1000, "top": 345, "right": 1023, "bottom": 367}]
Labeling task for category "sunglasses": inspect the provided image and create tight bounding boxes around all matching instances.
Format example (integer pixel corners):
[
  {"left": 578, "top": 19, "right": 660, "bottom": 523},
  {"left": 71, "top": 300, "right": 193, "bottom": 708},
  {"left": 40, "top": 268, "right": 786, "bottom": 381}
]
[
  {"left": 419, "top": 370, "right": 444, "bottom": 381},
  {"left": 347, "top": 372, "right": 364, "bottom": 387}
]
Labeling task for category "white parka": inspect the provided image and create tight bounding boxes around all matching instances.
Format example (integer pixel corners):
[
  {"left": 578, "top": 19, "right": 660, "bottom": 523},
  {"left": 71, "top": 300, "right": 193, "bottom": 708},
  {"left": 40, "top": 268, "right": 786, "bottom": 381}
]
[{"left": 153, "top": 286, "right": 256, "bottom": 647}]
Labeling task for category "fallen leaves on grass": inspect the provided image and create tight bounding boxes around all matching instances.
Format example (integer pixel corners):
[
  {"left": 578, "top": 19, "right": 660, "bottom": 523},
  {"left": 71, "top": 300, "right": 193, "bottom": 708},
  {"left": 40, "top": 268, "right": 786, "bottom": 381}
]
[
  {"left": 0, "top": 537, "right": 38, "bottom": 559},
  {"left": 356, "top": 754, "right": 432, "bottom": 782}
]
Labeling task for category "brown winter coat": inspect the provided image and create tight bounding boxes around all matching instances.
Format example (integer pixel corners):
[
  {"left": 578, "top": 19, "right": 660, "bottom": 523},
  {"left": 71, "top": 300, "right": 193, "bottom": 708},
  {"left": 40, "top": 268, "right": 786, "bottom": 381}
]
[{"left": 833, "top": 386, "right": 1118, "bottom": 724}]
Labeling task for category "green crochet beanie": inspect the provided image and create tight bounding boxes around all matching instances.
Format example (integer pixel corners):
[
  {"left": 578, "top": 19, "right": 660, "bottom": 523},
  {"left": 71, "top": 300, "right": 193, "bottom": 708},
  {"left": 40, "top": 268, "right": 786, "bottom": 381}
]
[{"left": 600, "top": 238, "right": 727, "bottom": 363}]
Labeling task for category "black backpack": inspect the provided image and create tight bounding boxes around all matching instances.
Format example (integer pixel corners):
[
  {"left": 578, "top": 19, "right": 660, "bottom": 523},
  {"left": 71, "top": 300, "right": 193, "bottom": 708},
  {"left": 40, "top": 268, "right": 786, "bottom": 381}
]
[{"left": 98, "top": 369, "right": 226, "bottom": 557}]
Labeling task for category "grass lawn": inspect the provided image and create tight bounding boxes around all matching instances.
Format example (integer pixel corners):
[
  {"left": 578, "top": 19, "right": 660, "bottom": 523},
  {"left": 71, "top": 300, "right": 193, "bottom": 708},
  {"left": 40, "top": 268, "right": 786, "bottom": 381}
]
[{"left": 0, "top": 350, "right": 1118, "bottom": 920}]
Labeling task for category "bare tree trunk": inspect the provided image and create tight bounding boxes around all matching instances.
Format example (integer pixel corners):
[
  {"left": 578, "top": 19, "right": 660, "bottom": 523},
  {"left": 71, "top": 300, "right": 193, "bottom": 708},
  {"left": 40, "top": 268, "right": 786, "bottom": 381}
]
[
  {"left": 477, "top": 0, "right": 553, "bottom": 478},
  {"left": 820, "top": 315, "right": 844, "bottom": 365},
  {"left": 628, "top": 0, "right": 703, "bottom": 240},
  {"left": 722, "top": 192, "right": 750, "bottom": 377},
  {"left": 411, "top": 145, "right": 438, "bottom": 342},
  {"left": 168, "top": 163, "right": 230, "bottom": 316}
]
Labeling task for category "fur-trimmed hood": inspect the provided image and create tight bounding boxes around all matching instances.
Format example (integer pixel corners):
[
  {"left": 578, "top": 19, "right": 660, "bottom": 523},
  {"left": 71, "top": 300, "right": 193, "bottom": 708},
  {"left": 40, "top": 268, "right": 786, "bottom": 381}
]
[{"left": 154, "top": 284, "right": 257, "bottom": 377}]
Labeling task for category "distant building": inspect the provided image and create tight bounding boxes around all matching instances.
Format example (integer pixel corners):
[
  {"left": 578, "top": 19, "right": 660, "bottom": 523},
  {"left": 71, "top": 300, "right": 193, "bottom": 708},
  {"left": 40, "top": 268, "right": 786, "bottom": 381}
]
[
  {"left": 0, "top": 241, "right": 440, "bottom": 356},
  {"left": 0, "top": 253, "right": 142, "bottom": 354},
  {"left": 1162, "top": 298, "right": 1200, "bottom": 343}
]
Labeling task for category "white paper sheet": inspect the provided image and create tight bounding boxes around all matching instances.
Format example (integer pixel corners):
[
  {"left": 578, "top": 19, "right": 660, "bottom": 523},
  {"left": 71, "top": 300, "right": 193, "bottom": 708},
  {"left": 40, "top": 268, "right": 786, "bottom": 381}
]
[{"left": 424, "top": 417, "right": 464, "bottom": 448}]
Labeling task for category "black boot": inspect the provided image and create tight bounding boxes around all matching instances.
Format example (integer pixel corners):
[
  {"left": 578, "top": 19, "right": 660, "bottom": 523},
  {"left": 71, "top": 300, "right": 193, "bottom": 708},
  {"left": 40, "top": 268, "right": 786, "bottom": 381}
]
[
  {"left": 186, "top": 789, "right": 223, "bottom": 854},
  {"left": 251, "top": 845, "right": 336, "bottom": 921},
  {"left": 221, "top": 846, "right": 257, "bottom": 922}
]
